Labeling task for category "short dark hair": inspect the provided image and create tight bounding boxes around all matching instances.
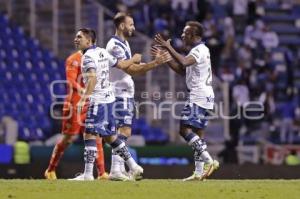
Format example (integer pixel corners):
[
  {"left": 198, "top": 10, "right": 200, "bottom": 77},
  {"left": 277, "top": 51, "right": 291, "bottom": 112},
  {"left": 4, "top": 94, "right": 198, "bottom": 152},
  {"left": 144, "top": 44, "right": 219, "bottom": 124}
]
[
  {"left": 186, "top": 21, "right": 204, "bottom": 38},
  {"left": 78, "top": 28, "right": 97, "bottom": 43},
  {"left": 113, "top": 12, "right": 132, "bottom": 28}
]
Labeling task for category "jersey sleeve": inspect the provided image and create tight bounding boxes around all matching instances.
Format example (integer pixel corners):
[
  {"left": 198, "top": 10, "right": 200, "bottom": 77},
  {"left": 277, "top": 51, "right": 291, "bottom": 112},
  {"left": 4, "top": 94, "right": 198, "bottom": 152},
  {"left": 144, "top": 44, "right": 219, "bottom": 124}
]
[
  {"left": 65, "top": 55, "right": 82, "bottom": 92},
  {"left": 106, "top": 40, "right": 127, "bottom": 60},
  {"left": 82, "top": 54, "right": 96, "bottom": 72},
  {"left": 188, "top": 46, "right": 203, "bottom": 64},
  {"left": 104, "top": 50, "right": 118, "bottom": 68},
  {"left": 110, "top": 45, "right": 126, "bottom": 60}
]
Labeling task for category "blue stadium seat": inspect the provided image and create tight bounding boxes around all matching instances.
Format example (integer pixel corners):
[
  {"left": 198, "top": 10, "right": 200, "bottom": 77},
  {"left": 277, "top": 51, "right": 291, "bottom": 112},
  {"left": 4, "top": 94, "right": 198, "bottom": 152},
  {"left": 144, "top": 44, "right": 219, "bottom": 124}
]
[
  {"left": 36, "top": 117, "right": 51, "bottom": 130},
  {"left": 0, "top": 60, "right": 7, "bottom": 74},
  {"left": 7, "top": 90, "right": 22, "bottom": 104},
  {"left": 0, "top": 49, "right": 6, "bottom": 58},
  {"left": 18, "top": 103, "right": 31, "bottom": 115},
  {"left": 34, "top": 128, "right": 46, "bottom": 140},
  {"left": 19, "top": 127, "right": 34, "bottom": 142},
  {"left": 5, "top": 103, "right": 19, "bottom": 119}
]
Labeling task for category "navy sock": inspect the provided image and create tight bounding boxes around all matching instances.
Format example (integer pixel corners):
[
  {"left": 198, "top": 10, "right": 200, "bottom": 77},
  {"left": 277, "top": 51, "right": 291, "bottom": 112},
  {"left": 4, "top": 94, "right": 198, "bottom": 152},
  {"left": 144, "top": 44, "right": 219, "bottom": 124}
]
[
  {"left": 85, "top": 139, "right": 97, "bottom": 147},
  {"left": 110, "top": 138, "right": 131, "bottom": 161},
  {"left": 183, "top": 132, "right": 197, "bottom": 143},
  {"left": 183, "top": 133, "right": 207, "bottom": 159},
  {"left": 118, "top": 134, "right": 128, "bottom": 142}
]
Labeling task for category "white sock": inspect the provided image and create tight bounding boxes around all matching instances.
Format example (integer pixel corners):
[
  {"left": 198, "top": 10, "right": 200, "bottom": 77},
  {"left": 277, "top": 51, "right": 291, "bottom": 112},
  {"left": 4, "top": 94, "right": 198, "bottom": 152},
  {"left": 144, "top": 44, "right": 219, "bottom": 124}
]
[
  {"left": 110, "top": 151, "right": 121, "bottom": 174},
  {"left": 120, "top": 158, "right": 127, "bottom": 173},
  {"left": 200, "top": 151, "right": 213, "bottom": 164},
  {"left": 126, "top": 157, "right": 138, "bottom": 170},
  {"left": 195, "top": 161, "right": 204, "bottom": 176},
  {"left": 84, "top": 163, "right": 94, "bottom": 176}
]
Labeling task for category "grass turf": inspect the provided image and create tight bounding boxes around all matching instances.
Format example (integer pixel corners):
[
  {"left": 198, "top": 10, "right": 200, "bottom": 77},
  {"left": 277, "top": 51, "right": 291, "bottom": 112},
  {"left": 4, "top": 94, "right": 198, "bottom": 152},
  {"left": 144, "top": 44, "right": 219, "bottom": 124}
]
[{"left": 0, "top": 179, "right": 299, "bottom": 199}]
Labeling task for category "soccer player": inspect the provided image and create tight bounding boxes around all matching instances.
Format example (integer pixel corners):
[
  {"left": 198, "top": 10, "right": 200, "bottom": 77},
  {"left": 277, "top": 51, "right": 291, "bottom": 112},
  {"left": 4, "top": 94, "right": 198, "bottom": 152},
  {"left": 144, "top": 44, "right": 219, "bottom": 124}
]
[
  {"left": 70, "top": 28, "right": 144, "bottom": 181},
  {"left": 106, "top": 12, "right": 172, "bottom": 181},
  {"left": 154, "top": 21, "right": 219, "bottom": 181},
  {"left": 44, "top": 51, "right": 108, "bottom": 180}
]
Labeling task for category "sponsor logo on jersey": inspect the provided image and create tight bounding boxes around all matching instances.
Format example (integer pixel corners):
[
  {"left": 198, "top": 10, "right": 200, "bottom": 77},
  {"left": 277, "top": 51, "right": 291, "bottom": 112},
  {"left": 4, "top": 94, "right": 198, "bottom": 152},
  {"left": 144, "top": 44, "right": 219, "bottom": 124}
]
[{"left": 206, "top": 96, "right": 214, "bottom": 103}]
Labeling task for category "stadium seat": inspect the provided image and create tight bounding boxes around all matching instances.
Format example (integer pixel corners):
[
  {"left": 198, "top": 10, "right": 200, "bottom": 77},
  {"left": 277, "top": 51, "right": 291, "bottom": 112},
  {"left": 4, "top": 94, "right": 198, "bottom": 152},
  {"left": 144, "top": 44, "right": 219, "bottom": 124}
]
[{"left": 19, "top": 127, "right": 34, "bottom": 142}]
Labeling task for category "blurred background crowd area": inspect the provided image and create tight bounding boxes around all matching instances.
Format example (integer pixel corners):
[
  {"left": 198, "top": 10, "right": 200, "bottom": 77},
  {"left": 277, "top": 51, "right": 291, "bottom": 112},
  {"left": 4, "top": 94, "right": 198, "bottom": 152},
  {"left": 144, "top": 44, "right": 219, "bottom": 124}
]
[{"left": 0, "top": 0, "right": 300, "bottom": 165}]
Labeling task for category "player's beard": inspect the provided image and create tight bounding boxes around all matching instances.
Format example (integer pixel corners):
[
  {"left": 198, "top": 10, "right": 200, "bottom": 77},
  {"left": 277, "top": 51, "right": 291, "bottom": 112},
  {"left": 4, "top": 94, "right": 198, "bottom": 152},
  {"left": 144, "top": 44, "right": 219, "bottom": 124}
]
[{"left": 124, "top": 29, "right": 133, "bottom": 38}]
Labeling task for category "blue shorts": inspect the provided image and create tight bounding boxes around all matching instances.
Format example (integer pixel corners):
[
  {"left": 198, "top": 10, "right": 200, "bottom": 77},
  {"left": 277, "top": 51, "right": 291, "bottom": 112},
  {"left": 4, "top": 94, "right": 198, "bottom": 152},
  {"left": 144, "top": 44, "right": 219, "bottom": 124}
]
[
  {"left": 180, "top": 102, "right": 210, "bottom": 129},
  {"left": 85, "top": 102, "right": 116, "bottom": 137},
  {"left": 113, "top": 97, "right": 135, "bottom": 128}
]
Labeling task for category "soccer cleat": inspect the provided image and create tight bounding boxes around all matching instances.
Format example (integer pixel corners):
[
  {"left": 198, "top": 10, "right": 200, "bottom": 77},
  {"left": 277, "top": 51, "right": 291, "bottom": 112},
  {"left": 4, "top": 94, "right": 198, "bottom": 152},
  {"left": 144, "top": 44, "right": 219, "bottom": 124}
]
[
  {"left": 44, "top": 169, "right": 57, "bottom": 180},
  {"left": 97, "top": 172, "right": 109, "bottom": 180},
  {"left": 68, "top": 173, "right": 94, "bottom": 181},
  {"left": 108, "top": 172, "right": 131, "bottom": 181},
  {"left": 182, "top": 172, "right": 202, "bottom": 181},
  {"left": 201, "top": 159, "right": 220, "bottom": 179},
  {"left": 129, "top": 165, "right": 144, "bottom": 181}
]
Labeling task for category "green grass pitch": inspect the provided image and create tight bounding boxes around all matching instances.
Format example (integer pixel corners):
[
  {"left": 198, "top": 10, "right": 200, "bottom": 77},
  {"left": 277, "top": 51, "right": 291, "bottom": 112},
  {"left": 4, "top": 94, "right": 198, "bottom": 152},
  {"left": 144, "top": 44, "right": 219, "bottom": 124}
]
[{"left": 1, "top": 179, "right": 299, "bottom": 199}]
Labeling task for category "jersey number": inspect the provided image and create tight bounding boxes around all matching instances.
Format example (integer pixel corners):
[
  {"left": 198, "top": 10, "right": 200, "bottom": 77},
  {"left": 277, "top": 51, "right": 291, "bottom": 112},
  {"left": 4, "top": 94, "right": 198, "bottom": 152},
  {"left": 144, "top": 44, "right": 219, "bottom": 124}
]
[
  {"left": 100, "top": 70, "right": 109, "bottom": 89},
  {"left": 205, "top": 68, "right": 212, "bottom": 86}
]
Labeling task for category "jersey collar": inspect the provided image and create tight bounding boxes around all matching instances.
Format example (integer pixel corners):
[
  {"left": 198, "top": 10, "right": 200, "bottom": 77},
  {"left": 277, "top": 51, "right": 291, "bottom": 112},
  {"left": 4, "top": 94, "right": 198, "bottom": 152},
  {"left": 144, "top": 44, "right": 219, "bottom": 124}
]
[
  {"left": 112, "top": 35, "right": 127, "bottom": 45},
  {"left": 82, "top": 45, "right": 97, "bottom": 54},
  {"left": 192, "top": 40, "right": 204, "bottom": 48}
]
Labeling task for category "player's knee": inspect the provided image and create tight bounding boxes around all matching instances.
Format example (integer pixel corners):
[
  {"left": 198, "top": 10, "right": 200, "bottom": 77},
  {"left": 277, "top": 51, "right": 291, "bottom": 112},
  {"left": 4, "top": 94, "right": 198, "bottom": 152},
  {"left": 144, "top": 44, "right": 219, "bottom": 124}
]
[
  {"left": 195, "top": 128, "right": 204, "bottom": 138},
  {"left": 118, "top": 126, "right": 131, "bottom": 137},
  {"left": 179, "top": 126, "right": 189, "bottom": 138},
  {"left": 179, "top": 125, "right": 193, "bottom": 138}
]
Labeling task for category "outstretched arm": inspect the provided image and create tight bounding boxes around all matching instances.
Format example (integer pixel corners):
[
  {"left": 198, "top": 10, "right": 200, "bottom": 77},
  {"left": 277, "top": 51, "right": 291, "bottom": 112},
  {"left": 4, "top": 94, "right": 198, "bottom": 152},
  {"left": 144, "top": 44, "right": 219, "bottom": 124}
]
[
  {"left": 151, "top": 46, "right": 185, "bottom": 76},
  {"left": 123, "top": 51, "right": 172, "bottom": 76},
  {"left": 116, "top": 54, "right": 142, "bottom": 70},
  {"left": 166, "top": 60, "right": 186, "bottom": 76},
  {"left": 154, "top": 34, "right": 196, "bottom": 68}
]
